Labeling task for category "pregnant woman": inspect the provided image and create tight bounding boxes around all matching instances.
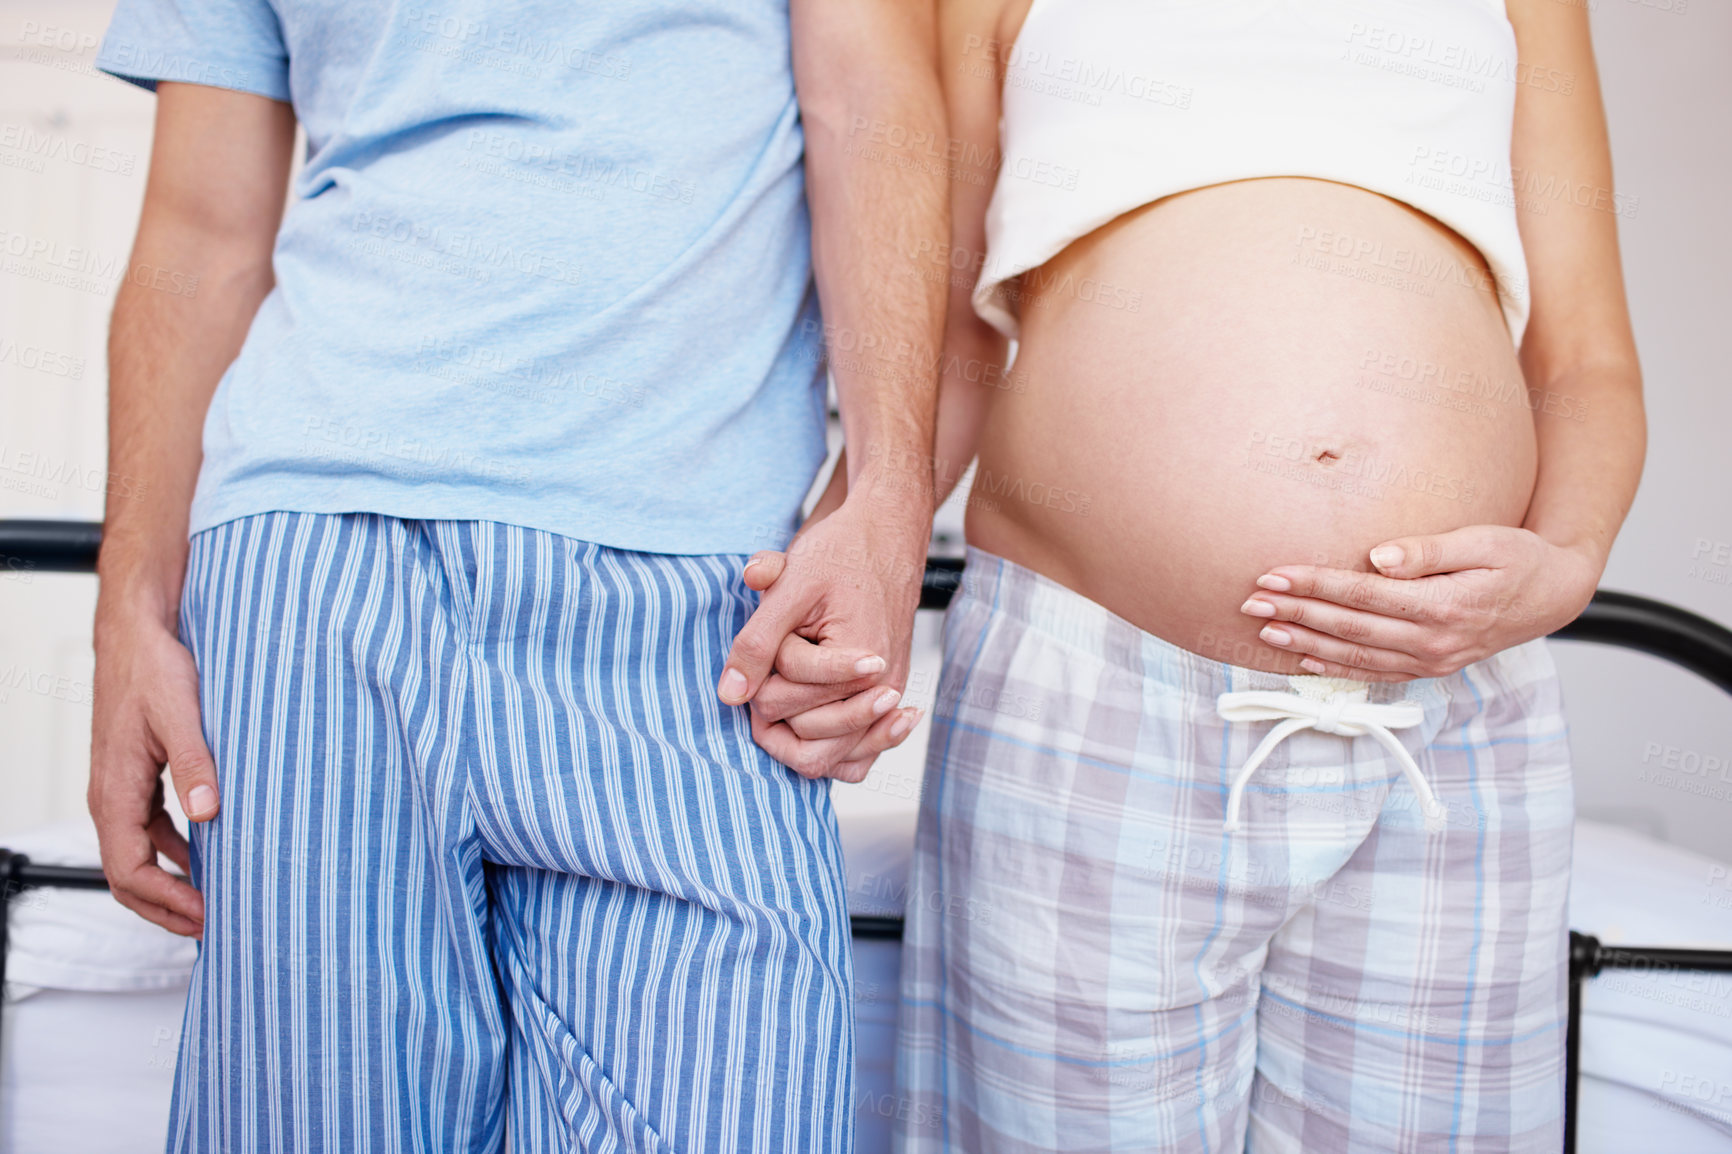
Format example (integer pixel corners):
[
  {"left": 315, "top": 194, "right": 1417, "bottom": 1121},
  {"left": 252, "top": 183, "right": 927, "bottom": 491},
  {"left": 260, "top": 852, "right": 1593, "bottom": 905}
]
[
  {"left": 743, "top": 0, "right": 1642, "bottom": 1148},
  {"left": 876, "top": 0, "right": 1645, "bottom": 1149}
]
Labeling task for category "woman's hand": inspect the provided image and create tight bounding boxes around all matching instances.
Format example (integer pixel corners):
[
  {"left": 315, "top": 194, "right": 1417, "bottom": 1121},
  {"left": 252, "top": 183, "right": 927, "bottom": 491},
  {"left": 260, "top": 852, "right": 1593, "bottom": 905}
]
[
  {"left": 1240, "top": 525, "right": 1603, "bottom": 681},
  {"left": 727, "top": 541, "right": 924, "bottom": 781}
]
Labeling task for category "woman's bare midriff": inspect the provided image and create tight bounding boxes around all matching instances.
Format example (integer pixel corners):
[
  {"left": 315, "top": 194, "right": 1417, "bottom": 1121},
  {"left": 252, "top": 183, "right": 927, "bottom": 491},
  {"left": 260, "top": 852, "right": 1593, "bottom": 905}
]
[{"left": 965, "top": 177, "right": 1538, "bottom": 673}]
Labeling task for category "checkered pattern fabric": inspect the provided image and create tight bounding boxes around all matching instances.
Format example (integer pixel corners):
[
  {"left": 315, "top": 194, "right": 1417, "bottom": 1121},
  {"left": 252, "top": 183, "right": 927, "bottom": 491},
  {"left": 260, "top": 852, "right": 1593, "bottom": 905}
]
[{"left": 895, "top": 548, "right": 1573, "bottom": 1153}]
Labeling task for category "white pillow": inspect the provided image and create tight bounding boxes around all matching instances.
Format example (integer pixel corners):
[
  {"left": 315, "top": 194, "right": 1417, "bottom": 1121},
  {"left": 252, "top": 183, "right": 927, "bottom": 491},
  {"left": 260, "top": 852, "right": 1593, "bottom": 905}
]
[{"left": 3, "top": 819, "right": 197, "bottom": 998}]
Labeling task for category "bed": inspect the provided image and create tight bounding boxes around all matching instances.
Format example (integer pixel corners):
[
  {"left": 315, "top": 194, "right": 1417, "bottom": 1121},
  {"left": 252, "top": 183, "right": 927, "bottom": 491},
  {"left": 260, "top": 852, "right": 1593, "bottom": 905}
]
[{"left": 3, "top": 521, "right": 1730, "bottom": 1153}]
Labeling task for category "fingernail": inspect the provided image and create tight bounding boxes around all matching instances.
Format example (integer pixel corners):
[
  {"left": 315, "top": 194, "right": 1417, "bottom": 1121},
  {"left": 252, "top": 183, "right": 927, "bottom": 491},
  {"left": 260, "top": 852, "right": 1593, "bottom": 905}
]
[
  {"left": 719, "top": 668, "right": 748, "bottom": 702},
  {"left": 1260, "top": 626, "right": 1292, "bottom": 647},
  {"left": 1255, "top": 574, "right": 1291, "bottom": 592},
  {"left": 855, "top": 655, "right": 887, "bottom": 676},
  {"left": 1240, "top": 598, "right": 1276, "bottom": 618},
  {"left": 187, "top": 785, "right": 218, "bottom": 819},
  {"left": 1299, "top": 658, "right": 1326, "bottom": 674},
  {"left": 890, "top": 709, "right": 920, "bottom": 739},
  {"left": 1369, "top": 545, "right": 1403, "bottom": 570},
  {"left": 873, "top": 688, "right": 901, "bottom": 715}
]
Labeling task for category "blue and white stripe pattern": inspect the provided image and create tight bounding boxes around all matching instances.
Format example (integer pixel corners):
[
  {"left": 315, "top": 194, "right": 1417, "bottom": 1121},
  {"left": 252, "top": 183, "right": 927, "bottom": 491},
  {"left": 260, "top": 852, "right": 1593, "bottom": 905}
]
[{"left": 173, "top": 512, "right": 854, "bottom": 1153}]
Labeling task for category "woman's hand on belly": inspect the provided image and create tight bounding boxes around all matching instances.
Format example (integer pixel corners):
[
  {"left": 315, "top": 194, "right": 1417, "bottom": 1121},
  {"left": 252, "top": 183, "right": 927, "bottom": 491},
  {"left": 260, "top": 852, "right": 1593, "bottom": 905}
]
[{"left": 1240, "top": 524, "right": 1601, "bottom": 680}]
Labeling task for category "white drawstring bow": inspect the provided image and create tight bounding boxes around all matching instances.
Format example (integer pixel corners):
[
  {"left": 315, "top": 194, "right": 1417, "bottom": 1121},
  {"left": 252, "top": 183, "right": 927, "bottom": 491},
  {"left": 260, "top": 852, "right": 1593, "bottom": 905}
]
[{"left": 1214, "top": 679, "right": 1448, "bottom": 834}]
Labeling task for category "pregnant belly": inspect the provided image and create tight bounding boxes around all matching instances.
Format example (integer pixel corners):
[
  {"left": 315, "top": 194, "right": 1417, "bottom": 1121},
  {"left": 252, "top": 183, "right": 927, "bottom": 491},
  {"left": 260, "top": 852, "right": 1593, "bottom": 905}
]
[{"left": 965, "top": 177, "right": 1539, "bottom": 673}]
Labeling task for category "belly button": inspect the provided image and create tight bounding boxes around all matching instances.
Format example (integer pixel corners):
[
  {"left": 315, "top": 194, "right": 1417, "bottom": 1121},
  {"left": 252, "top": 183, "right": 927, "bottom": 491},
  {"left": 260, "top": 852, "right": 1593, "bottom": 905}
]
[{"left": 1315, "top": 449, "right": 1341, "bottom": 464}]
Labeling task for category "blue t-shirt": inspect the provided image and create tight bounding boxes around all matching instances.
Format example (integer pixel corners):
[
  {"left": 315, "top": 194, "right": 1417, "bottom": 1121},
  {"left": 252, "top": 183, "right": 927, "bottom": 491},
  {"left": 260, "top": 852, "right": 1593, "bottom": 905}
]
[{"left": 98, "top": 1, "right": 826, "bottom": 555}]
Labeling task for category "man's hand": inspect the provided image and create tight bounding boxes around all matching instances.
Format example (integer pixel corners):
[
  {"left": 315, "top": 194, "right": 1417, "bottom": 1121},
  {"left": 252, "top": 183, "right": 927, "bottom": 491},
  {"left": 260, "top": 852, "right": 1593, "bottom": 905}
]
[
  {"left": 89, "top": 610, "right": 218, "bottom": 936},
  {"left": 720, "top": 488, "right": 927, "bottom": 782},
  {"left": 750, "top": 0, "right": 943, "bottom": 778},
  {"left": 89, "top": 82, "right": 294, "bottom": 935},
  {"left": 1239, "top": 525, "right": 1602, "bottom": 681}
]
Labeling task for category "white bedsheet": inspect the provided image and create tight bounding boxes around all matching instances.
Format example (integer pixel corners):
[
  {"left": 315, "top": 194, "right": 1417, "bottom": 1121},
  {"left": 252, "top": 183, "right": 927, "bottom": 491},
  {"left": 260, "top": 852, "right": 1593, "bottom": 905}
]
[
  {"left": 1, "top": 984, "right": 188, "bottom": 1154},
  {"left": 2, "top": 819, "right": 194, "bottom": 1153},
  {"left": 1570, "top": 819, "right": 1732, "bottom": 1152},
  {"left": 5, "top": 812, "right": 1728, "bottom": 1151}
]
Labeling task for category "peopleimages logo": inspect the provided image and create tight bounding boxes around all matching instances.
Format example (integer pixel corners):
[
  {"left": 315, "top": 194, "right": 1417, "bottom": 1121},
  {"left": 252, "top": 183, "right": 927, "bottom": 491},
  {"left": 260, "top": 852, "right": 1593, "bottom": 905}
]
[
  {"left": 0, "top": 442, "right": 150, "bottom": 502},
  {"left": 348, "top": 208, "right": 585, "bottom": 286},
  {"left": 1293, "top": 224, "right": 1527, "bottom": 303},
  {"left": 0, "top": 228, "right": 199, "bottom": 298},
  {"left": 400, "top": 7, "right": 631, "bottom": 79},
  {"left": 16, "top": 20, "right": 100, "bottom": 54},
  {"left": 0, "top": 663, "right": 93, "bottom": 707},
  {"left": 0, "top": 123, "right": 136, "bottom": 175},
  {"left": 1408, "top": 146, "right": 1640, "bottom": 220},
  {"left": 413, "top": 335, "right": 648, "bottom": 408},
  {"left": 0, "top": 228, "right": 123, "bottom": 278},
  {"left": 100, "top": 40, "right": 254, "bottom": 91},
  {"left": 0, "top": 337, "right": 86, "bottom": 380},
  {"left": 300, "top": 417, "right": 533, "bottom": 488},
  {"left": 460, "top": 129, "right": 695, "bottom": 205},
  {"left": 1344, "top": 23, "right": 1575, "bottom": 95},
  {"left": 13, "top": 20, "right": 102, "bottom": 76},
  {"left": 961, "top": 35, "right": 1194, "bottom": 110}
]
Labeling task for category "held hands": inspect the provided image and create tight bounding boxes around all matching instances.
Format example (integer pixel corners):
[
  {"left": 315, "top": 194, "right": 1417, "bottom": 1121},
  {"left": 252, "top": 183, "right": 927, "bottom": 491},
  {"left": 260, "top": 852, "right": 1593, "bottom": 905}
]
[
  {"left": 1240, "top": 525, "right": 1602, "bottom": 682},
  {"left": 718, "top": 491, "right": 927, "bottom": 783}
]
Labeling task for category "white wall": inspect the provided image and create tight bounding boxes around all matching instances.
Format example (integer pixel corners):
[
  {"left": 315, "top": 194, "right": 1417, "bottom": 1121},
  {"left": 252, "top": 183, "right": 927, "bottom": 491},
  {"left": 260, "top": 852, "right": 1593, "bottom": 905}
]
[
  {"left": 1, "top": 0, "right": 148, "bottom": 837},
  {"left": 1546, "top": 0, "right": 1732, "bottom": 860},
  {"left": 1, "top": 0, "right": 1728, "bottom": 860}
]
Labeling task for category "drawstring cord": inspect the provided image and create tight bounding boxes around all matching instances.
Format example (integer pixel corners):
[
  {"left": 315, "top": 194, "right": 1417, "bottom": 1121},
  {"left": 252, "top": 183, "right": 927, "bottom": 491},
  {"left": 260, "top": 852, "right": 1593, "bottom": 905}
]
[{"left": 1214, "top": 678, "right": 1448, "bottom": 834}]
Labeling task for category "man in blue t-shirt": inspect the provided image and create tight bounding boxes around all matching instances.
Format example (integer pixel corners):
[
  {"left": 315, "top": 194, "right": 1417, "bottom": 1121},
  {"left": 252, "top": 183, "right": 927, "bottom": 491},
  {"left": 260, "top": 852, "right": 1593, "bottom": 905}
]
[{"left": 86, "top": 2, "right": 944, "bottom": 1148}]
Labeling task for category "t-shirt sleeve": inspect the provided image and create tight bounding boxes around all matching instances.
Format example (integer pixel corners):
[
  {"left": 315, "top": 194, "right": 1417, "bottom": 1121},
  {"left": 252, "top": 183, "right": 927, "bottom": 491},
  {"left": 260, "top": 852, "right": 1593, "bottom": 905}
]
[{"left": 96, "top": 0, "right": 291, "bottom": 103}]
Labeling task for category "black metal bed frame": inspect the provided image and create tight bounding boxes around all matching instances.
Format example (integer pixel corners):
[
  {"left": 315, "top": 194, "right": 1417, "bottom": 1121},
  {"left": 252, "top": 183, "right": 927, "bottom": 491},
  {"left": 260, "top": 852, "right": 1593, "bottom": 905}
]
[{"left": 3, "top": 520, "right": 1730, "bottom": 1151}]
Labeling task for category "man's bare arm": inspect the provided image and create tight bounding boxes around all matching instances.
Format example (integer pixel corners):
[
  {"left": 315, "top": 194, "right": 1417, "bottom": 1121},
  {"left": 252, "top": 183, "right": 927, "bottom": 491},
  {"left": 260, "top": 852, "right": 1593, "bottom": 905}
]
[
  {"left": 92, "top": 82, "right": 294, "bottom": 935},
  {"left": 718, "top": 0, "right": 948, "bottom": 780},
  {"left": 799, "top": 0, "right": 1014, "bottom": 524},
  {"left": 799, "top": 0, "right": 947, "bottom": 499}
]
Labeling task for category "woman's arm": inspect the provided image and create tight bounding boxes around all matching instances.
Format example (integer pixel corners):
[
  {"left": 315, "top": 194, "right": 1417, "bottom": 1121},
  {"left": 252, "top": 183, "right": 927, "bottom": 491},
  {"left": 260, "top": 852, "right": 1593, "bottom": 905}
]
[
  {"left": 1239, "top": 0, "right": 1645, "bottom": 680},
  {"left": 928, "top": 0, "right": 1013, "bottom": 503},
  {"left": 1506, "top": 0, "right": 1644, "bottom": 567}
]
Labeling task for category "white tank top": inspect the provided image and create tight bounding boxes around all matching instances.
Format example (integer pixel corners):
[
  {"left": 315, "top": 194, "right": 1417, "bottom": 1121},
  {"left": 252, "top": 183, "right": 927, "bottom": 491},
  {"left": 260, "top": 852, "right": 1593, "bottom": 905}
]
[{"left": 976, "top": 0, "right": 1532, "bottom": 345}]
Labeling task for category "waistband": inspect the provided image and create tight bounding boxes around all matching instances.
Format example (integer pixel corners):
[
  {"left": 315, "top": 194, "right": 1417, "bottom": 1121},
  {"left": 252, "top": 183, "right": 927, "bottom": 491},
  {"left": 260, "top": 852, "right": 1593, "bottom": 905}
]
[{"left": 955, "top": 545, "right": 1533, "bottom": 711}]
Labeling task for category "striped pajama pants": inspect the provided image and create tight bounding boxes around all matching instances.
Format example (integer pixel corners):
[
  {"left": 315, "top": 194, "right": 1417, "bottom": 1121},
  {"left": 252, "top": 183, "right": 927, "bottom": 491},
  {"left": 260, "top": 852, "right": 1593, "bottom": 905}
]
[
  {"left": 170, "top": 512, "right": 854, "bottom": 1153},
  {"left": 896, "top": 548, "right": 1574, "bottom": 1153}
]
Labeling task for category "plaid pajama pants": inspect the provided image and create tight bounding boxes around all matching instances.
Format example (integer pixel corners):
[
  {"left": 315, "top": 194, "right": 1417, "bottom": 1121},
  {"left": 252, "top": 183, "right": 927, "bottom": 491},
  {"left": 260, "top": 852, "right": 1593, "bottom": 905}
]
[
  {"left": 172, "top": 512, "right": 854, "bottom": 1153},
  {"left": 895, "top": 548, "right": 1573, "bottom": 1153}
]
